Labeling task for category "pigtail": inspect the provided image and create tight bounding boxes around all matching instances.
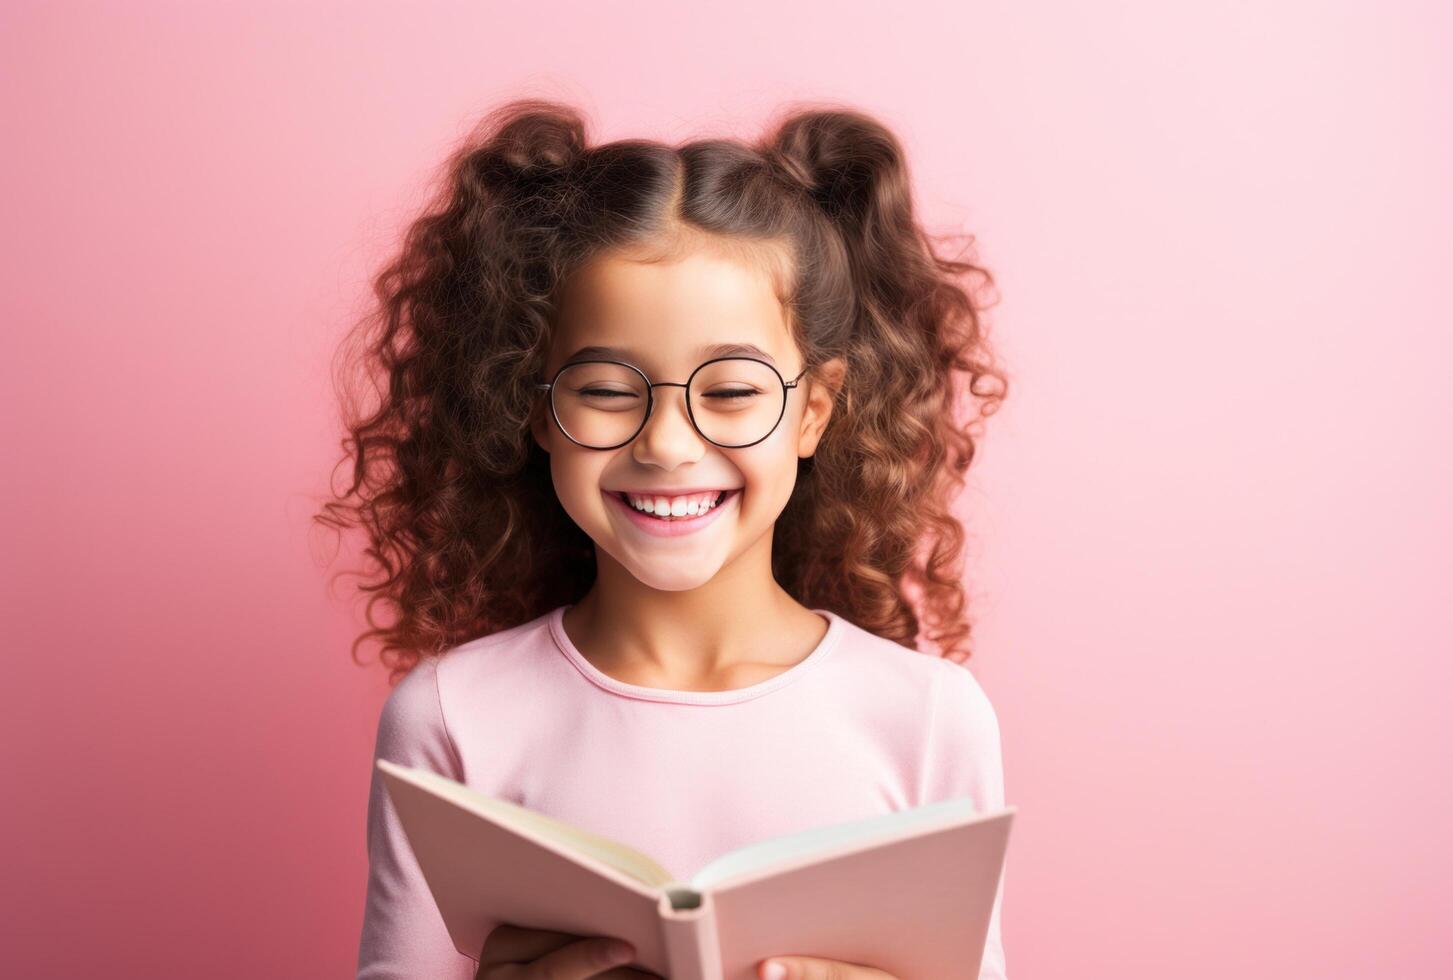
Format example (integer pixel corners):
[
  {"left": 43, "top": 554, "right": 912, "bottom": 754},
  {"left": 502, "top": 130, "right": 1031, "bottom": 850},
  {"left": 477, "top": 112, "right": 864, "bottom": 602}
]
[
  {"left": 763, "top": 109, "right": 1007, "bottom": 660},
  {"left": 319, "top": 100, "right": 598, "bottom": 682}
]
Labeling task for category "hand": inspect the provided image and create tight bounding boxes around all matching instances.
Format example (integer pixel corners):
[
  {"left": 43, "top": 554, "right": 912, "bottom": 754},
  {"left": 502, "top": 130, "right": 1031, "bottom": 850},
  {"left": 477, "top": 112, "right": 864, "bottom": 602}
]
[
  {"left": 476, "top": 923, "right": 664, "bottom": 979},
  {"left": 756, "top": 955, "right": 900, "bottom": 980}
]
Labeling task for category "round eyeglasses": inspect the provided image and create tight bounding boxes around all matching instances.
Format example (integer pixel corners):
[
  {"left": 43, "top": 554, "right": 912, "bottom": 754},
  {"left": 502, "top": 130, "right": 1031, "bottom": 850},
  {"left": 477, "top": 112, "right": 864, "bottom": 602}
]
[{"left": 535, "top": 356, "right": 810, "bottom": 450}]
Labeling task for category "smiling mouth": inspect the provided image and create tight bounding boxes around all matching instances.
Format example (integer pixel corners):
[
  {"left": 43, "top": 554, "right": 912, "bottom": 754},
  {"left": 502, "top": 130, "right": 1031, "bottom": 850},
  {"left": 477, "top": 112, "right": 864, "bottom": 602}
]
[{"left": 612, "top": 489, "right": 734, "bottom": 521}]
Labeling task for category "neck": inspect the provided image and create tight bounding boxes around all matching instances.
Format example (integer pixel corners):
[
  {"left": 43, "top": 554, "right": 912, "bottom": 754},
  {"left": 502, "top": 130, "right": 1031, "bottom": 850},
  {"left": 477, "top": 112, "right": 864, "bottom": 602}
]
[{"left": 566, "top": 534, "right": 804, "bottom": 677}]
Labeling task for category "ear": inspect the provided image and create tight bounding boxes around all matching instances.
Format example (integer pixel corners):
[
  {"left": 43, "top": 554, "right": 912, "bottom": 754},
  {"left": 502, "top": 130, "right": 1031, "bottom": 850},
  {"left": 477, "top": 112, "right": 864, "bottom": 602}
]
[
  {"left": 529, "top": 396, "right": 552, "bottom": 455},
  {"left": 795, "top": 357, "right": 847, "bottom": 458}
]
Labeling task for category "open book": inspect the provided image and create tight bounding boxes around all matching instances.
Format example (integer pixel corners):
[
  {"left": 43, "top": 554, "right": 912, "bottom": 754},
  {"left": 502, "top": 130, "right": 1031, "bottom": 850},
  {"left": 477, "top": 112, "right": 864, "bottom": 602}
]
[{"left": 377, "top": 759, "right": 1015, "bottom": 980}]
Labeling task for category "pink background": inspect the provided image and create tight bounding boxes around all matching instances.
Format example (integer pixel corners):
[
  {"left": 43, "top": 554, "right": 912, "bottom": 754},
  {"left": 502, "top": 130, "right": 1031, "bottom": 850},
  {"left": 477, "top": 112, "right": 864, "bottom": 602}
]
[{"left": 2, "top": 2, "right": 1448, "bottom": 977}]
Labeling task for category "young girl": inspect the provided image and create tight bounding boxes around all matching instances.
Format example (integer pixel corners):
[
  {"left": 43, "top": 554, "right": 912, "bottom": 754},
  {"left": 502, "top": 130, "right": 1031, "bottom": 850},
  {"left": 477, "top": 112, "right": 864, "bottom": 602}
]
[{"left": 321, "top": 97, "right": 1011, "bottom": 980}]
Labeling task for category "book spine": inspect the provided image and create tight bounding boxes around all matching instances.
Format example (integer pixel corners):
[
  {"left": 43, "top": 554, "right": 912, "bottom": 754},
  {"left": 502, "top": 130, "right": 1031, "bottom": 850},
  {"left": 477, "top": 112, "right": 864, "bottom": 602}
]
[{"left": 656, "top": 890, "right": 722, "bottom": 980}]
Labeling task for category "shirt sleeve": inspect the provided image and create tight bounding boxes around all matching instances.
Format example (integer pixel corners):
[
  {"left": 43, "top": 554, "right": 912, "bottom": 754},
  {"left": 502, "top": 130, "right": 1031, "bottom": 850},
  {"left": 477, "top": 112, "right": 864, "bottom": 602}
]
[
  {"left": 356, "top": 656, "right": 479, "bottom": 980},
  {"left": 918, "top": 659, "right": 1009, "bottom": 980}
]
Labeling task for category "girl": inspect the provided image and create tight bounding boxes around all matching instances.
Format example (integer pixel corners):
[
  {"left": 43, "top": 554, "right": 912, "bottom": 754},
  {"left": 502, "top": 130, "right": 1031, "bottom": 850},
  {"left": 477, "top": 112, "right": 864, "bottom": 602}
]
[{"left": 320, "top": 97, "right": 1011, "bottom": 980}]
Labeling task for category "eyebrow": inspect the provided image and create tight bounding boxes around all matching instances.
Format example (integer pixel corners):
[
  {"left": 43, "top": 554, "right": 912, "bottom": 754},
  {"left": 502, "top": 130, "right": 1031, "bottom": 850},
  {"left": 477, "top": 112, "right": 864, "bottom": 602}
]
[{"left": 560, "top": 342, "right": 778, "bottom": 367}]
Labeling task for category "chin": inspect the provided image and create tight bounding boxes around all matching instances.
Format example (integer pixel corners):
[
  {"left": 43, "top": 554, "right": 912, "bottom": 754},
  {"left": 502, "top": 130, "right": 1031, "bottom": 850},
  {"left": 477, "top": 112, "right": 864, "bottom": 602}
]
[
  {"left": 627, "top": 564, "right": 717, "bottom": 587},
  {"left": 621, "top": 561, "right": 722, "bottom": 593}
]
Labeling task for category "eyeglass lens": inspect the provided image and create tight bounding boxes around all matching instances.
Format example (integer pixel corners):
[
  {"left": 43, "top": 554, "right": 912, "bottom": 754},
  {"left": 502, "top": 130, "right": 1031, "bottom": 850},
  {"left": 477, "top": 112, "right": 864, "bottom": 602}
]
[{"left": 551, "top": 358, "right": 787, "bottom": 448}]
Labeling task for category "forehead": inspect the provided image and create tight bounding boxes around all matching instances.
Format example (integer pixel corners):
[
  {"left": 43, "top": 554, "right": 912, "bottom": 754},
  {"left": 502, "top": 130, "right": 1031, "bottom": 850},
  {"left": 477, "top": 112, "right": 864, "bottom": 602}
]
[{"left": 549, "top": 248, "right": 795, "bottom": 374}]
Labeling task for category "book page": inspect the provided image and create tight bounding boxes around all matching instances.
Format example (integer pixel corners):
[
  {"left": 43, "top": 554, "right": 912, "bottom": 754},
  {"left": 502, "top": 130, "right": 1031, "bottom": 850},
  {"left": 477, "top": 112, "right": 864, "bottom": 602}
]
[
  {"left": 378, "top": 761, "right": 681, "bottom": 888},
  {"left": 689, "top": 795, "right": 979, "bottom": 891}
]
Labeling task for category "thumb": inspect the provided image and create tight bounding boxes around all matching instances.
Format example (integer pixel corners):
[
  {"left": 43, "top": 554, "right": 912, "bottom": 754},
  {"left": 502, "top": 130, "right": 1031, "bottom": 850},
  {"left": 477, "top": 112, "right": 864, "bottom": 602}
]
[{"left": 758, "top": 955, "right": 897, "bottom": 979}]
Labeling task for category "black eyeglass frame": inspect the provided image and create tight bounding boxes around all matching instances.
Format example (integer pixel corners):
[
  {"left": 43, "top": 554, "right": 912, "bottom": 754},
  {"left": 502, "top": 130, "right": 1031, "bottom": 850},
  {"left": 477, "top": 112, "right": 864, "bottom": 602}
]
[{"left": 534, "top": 355, "right": 811, "bottom": 450}]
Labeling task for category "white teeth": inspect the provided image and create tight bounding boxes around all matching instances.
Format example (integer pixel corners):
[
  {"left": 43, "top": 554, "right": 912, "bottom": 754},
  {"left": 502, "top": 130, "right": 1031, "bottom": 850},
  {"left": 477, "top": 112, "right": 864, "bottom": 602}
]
[{"left": 622, "top": 490, "right": 727, "bottom": 517}]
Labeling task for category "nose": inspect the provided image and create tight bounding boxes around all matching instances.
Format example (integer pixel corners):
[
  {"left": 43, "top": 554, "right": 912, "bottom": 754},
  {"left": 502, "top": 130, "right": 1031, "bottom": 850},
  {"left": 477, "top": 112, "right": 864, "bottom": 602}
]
[{"left": 632, "top": 384, "right": 707, "bottom": 463}]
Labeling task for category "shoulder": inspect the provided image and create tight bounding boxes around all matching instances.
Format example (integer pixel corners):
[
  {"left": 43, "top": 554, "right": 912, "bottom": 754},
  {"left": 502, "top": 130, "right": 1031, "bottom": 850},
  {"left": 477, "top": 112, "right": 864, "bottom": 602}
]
[
  {"left": 429, "top": 607, "right": 558, "bottom": 701},
  {"left": 927, "top": 656, "right": 1001, "bottom": 745},
  {"left": 828, "top": 613, "right": 991, "bottom": 715},
  {"left": 823, "top": 614, "right": 1001, "bottom": 743},
  {"left": 826, "top": 615, "right": 1004, "bottom": 805},
  {"left": 828, "top": 613, "right": 942, "bottom": 691},
  {"left": 370, "top": 655, "right": 461, "bottom": 777},
  {"left": 918, "top": 657, "right": 1005, "bottom": 808},
  {"left": 377, "top": 655, "right": 444, "bottom": 739},
  {"left": 372, "top": 610, "right": 554, "bottom": 765}
]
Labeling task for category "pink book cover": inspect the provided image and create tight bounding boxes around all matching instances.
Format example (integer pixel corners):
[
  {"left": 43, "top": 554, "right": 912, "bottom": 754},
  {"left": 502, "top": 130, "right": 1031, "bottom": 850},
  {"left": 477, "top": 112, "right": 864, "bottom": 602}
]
[{"left": 376, "top": 759, "right": 1015, "bottom": 980}]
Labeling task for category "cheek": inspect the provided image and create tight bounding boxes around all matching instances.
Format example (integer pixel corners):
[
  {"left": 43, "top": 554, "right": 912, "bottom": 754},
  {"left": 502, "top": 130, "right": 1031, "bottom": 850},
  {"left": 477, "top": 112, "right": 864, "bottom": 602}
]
[
  {"left": 551, "top": 454, "right": 609, "bottom": 514},
  {"left": 735, "top": 447, "right": 801, "bottom": 512}
]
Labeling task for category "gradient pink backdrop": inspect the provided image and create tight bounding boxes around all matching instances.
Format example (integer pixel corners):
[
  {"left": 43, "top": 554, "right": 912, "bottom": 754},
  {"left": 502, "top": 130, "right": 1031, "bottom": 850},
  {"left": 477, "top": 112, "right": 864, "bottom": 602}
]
[{"left": 2, "top": 2, "right": 1448, "bottom": 977}]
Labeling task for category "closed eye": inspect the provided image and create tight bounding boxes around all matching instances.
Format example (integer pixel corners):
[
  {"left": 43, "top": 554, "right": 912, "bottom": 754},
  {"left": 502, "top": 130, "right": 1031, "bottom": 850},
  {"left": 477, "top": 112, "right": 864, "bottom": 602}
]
[{"left": 579, "top": 388, "right": 640, "bottom": 399}]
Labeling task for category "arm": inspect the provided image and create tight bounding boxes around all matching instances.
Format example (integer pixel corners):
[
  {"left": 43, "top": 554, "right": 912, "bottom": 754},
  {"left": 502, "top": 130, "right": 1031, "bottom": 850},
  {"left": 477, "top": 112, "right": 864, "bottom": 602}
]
[
  {"left": 756, "top": 670, "right": 1009, "bottom": 980},
  {"left": 919, "top": 660, "right": 1009, "bottom": 980},
  {"left": 356, "top": 656, "right": 479, "bottom": 980}
]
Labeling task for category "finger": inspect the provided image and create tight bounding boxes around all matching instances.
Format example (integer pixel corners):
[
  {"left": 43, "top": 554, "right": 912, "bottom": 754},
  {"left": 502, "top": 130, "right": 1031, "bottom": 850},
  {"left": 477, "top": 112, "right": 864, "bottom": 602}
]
[
  {"left": 477, "top": 924, "right": 585, "bottom": 971},
  {"left": 758, "top": 955, "right": 898, "bottom": 980},
  {"left": 524, "top": 935, "right": 635, "bottom": 979}
]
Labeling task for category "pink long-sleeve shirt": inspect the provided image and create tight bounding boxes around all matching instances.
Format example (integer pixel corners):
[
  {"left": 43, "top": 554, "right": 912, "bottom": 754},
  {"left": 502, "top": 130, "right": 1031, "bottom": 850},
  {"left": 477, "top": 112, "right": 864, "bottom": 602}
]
[{"left": 357, "top": 604, "right": 1008, "bottom": 979}]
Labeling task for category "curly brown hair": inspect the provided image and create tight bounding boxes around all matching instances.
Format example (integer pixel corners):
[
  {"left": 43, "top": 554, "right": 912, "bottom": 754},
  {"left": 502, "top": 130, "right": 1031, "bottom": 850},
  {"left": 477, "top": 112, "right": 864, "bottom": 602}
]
[{"left": 314, "top": 97, "right": 1009, "bottom": 685}]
